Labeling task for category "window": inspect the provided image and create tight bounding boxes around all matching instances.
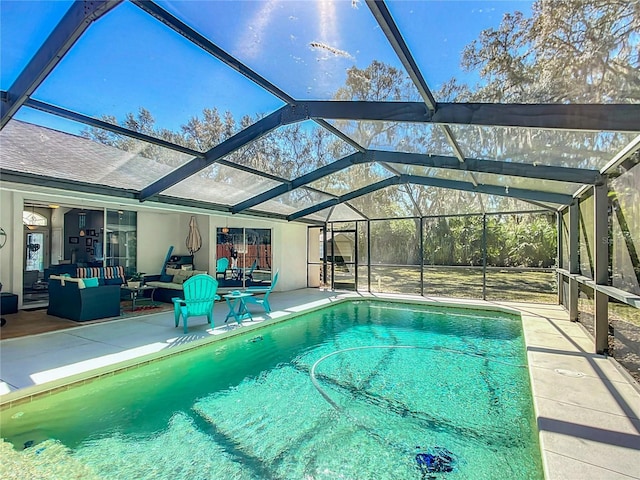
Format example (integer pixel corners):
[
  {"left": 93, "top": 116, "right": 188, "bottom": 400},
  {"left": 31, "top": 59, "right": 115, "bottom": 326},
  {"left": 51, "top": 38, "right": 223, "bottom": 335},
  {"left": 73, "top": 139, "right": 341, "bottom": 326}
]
[
  {"left": 216, "top": 227, "right": 272, "bottom": 286},
  {"left": 106, "top": 209, "right": 137, "bottom": 276},
  {"left": 25, "top": 232, "right": 45, "bottom": 271},
  {"left": 23, "top": 210, "right": 47, "bottom": 228}
]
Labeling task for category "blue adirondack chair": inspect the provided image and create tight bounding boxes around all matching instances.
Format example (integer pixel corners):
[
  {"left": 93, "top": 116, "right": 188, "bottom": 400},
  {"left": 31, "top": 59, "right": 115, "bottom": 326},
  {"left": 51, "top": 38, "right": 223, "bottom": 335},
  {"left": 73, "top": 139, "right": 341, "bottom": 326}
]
[
  {"left": 172, "top": 274, "right": 220, "bottom": 333},
  {"left": 243, "top": 270, "right": 279, "bottom": 313},
  {"left": 216, "top": 257, "right": 229, "bottom": 280}
]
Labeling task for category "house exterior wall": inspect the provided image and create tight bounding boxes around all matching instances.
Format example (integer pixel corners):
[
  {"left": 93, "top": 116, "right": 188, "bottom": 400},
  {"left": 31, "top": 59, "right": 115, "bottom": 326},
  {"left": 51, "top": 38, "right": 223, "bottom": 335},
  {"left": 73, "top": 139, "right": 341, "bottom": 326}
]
[
  {"left": 0, "top": 189, "right": 16, "bottom": 294},
  {"left": 275, "top": 221, "right": 308, "bottom": 292},
  {"left": 0, "top": 182, "right": 309, "bottom": 308},
  {"left": 137, "top": 211, "right": 184, "bottom": 276}
]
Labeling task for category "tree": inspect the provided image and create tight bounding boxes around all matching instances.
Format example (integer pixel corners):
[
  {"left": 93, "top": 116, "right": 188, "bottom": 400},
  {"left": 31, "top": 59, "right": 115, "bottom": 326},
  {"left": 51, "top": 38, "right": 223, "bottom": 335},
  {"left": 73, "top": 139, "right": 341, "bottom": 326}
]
[
  {"left": 457, "top": 0, "right": 639, "bottom": 103},
  {"left": 79, "top": 0, "right": 636, "bottom": 226},
  {"left": 334, "top": 60, "right": 419, "bottom": 102}
]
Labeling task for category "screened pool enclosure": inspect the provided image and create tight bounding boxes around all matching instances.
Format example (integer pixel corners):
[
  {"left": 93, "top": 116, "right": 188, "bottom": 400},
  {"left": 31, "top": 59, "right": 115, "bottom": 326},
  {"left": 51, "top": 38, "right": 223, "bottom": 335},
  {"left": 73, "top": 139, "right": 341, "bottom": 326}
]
[{"left": 0, "top": 1, "right": 639, "bottom": 377}]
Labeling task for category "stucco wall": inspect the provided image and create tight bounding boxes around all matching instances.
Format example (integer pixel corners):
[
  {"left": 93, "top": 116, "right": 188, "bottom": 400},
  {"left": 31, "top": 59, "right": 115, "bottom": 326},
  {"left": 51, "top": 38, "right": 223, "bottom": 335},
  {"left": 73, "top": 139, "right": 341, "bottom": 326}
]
[
  {"left": 275, "top": 221, "right": 308, "bottom": 291},
  {"left": 0, "top": 189, "right": 15, "bottom": 294},
  {"left": 0, "top": 182, "right": 309, "bottom": 307}
]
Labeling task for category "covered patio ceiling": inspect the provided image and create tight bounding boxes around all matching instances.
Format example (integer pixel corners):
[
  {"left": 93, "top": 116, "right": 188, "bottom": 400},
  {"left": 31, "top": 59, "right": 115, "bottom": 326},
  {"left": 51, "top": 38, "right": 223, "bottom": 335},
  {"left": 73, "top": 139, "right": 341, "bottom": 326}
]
[{"left": 1, "top": 0, "right": 639, "bottom": 223}]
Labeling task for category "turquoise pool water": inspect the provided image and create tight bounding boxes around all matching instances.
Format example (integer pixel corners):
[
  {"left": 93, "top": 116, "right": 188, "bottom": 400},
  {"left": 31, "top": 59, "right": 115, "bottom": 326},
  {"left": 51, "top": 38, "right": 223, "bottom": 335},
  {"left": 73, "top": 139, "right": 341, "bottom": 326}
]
[{"left": 1, "top": 300, "right": 543, "bottom": 479}]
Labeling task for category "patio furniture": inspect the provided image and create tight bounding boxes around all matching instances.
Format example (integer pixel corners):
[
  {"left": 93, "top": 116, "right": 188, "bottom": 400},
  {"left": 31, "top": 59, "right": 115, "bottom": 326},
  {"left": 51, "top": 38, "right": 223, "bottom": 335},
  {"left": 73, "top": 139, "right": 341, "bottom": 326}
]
[
  {"left": 242, "top": 270, "right": 279, "bottom": 313},
  {"left": 0, "top": 282, "right": 12, "bottom": 327},
  {"left": 172, "top": 274, "right": 220, "bottom": 334},
  {"left": 165, "top": 253, "right": 194, "bottom": 270},
  {"left": 47, "top": 275, "right": 121, "bottom": 321},
  {"left": 121, "top": 284, "right": 157, "bottom": 311},
  {"left": 76, "top": 266, "right": 126, "bottom": 285},
  {"left": 231, "top": 258, "right": 258, "bottom": 281},
  {"left": 223, "top": 291, "right": 253, "bottom": 324},
  {"left": 144, "top": 268, "right": 209, "bottom": 303},
  {"left": 1, "top": 292, "right": 18, "bottom": 315},
  {"left": 243, "top": 259, "right": 258, "bottom": 281},
  {"left": 216, "top": 257, "right": 229, "bottom": 280},
  {"left": 44, "top": 263, "right": 78, "bottom": 281}
]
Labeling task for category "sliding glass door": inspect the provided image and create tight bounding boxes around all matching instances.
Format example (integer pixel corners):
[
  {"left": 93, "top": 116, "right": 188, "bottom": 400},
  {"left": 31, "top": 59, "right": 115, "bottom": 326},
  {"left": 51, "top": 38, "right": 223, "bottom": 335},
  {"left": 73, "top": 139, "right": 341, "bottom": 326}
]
[
  {"left": 216, "top": 227, "right": 272, "bottom": 288},
  {"left": 105, "top": 209, "right": 137, "bottom": 277}
]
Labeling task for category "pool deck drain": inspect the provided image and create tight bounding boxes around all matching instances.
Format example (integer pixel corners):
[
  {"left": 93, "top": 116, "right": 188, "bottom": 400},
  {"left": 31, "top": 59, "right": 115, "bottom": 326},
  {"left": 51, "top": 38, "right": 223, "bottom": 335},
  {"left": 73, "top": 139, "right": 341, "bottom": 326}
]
[{"left": 1, "top": 289, "right": 639, "bottom": 480}]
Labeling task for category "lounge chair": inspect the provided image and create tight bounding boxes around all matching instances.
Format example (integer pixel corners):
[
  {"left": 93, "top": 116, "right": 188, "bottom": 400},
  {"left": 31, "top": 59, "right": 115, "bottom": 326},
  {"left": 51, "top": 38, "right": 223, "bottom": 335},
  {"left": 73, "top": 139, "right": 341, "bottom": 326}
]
[
  {"left": 242, "top": 270, "right": 279, "bottom": 313},
  {"left": 172, "top": 274, "right": 220, "bottom": 333}
]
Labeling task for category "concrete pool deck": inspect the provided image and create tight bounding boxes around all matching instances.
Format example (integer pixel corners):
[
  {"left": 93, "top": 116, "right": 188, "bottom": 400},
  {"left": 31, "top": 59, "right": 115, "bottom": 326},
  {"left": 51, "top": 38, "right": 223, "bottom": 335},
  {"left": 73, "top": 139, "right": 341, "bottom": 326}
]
[{"left": 1, "top": 289, "right": 639, "bottom": 479}]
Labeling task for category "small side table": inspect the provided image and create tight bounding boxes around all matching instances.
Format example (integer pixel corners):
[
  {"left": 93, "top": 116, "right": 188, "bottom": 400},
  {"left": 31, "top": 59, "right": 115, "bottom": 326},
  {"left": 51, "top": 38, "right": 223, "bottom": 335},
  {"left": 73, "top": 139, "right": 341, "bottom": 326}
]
[
  {"left": 223, "top": 292, "right": 253, "bottom": 324},
  {"left": 121, "top": 285, "right": 157, "bottom": 312}
]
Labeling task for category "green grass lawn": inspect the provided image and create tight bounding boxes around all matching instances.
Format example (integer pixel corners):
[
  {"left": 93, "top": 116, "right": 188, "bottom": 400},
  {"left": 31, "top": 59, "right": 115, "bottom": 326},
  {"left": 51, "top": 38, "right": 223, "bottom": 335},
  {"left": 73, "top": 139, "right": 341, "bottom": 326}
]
[
  {"left": 358, "top": 266, "right": 558, "bottom": 304},
  {"left": 610, "top": 302, "right": 640, "bottom": 327}
]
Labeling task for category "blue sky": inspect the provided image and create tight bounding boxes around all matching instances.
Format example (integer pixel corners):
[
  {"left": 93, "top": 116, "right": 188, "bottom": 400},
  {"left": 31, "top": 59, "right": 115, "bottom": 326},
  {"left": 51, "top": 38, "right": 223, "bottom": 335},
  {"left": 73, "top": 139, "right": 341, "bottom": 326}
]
[{"left": 1, "top": 0, "right": 532, "bottom": 135}]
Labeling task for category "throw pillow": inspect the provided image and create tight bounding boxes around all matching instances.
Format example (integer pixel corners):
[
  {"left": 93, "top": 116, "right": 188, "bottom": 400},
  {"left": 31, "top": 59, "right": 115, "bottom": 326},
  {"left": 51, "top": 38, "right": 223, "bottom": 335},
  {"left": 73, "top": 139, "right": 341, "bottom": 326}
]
[
  {"left": 105, "top": 277, "right": 123, "bottom": 285},
  {"left": 84, "top": 277, "right": 99, "bottom": 288},
  {"left": 173, "top": 274, "right": 187, "bottom": 285},
  {"left": 177, "top": 270, "right": 200, "bottom": 285},
  {"left": 160, "top": 267, "right": 180, "bottom": 282}
]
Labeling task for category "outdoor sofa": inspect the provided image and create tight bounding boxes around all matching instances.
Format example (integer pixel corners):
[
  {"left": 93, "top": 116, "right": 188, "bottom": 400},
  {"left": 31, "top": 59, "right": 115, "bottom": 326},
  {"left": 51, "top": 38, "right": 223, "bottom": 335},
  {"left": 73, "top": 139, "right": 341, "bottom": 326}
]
[
  {"left": 45, "top": 264, "right": 127, "bottom": 285},
  {"left": 144, "top": 268, "right": 209, "bottom": 303},
  {"left": 47, "top": 275, "right": 121, "bottom": 321},
  {"left": 145, "top": 267, "right": 269, "bottom": 303}
]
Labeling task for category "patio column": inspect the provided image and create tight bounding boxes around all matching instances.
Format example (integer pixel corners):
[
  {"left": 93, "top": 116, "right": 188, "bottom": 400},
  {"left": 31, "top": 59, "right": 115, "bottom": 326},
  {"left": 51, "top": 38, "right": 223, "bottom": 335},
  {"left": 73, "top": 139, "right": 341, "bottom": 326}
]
[
  {"left": 557, "top": 211, "right": 563, "bottom": 305},
  {"left": 419, "top": 217, "right": 424, "bottom": 296},
  {"left": 482, "top": 214, "right": 487, "bottom": 300},
  {"left": 367, "top": 220, "right": 371, "bottom": 293},
  {"left": 568, "top": 202, "right": 579, "bottom": 322},
  {"left": 593, "top": 182, "right": 609, "bottom": 354},
  {"left": 322, "top": 223, "right": 328, "bottom": 289}
]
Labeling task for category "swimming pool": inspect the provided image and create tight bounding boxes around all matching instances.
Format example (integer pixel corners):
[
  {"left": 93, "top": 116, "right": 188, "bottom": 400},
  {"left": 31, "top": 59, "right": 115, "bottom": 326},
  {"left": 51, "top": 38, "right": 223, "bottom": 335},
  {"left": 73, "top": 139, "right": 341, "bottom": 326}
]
[{"left": 1, "top": 300, "right": 543, "bottom": 479}]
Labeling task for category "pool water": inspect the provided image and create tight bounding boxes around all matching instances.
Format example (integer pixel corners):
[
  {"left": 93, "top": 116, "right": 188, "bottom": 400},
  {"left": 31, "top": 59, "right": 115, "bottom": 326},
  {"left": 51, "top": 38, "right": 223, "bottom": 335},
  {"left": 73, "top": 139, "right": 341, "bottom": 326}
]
[{"left": 1, "top": 300, "right": 543, "bottom": 479}]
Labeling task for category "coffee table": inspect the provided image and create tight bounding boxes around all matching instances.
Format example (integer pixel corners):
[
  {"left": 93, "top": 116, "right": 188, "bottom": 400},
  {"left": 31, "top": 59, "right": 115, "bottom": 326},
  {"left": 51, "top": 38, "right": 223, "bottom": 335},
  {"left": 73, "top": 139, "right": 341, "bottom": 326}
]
[
  {"left": 121, "top": 284, "right": 157, "bottom": 312},
  {"left": 223, "top": 292, "right": 253, "bottom": 324}
]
